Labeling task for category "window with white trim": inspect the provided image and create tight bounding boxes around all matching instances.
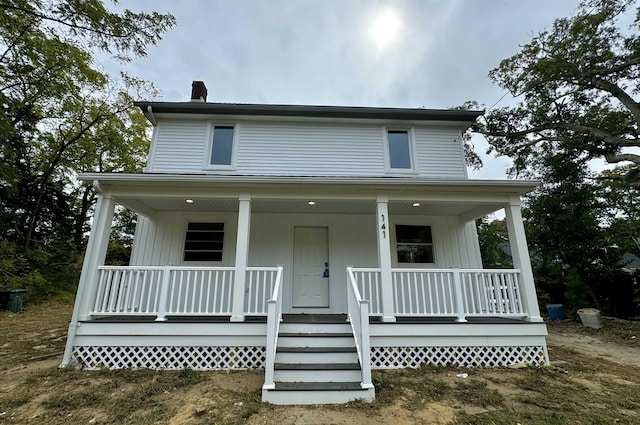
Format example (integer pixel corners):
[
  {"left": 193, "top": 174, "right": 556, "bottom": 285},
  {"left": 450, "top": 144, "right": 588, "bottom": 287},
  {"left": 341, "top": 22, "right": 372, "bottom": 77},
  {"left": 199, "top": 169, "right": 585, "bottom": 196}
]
[
  {"left": 209, "top": 125, "right": 235, "bottom": 166},
  {"left": 395, "top": 225, "right": 434, "bottom": 264},
  {"left": 183, "top": 222, "right": 224, "bottom": 261},
  {"left": 385, "top": 129, "right": 416, "bottom": 172}
]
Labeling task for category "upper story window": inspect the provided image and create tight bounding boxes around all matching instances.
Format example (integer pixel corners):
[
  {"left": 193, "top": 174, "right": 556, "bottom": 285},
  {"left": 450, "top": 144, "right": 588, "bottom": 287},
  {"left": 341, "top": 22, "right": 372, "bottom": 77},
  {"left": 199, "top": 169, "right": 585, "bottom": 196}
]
[
  {"left": 183, "top": 222, "right": 224, "bottom": 261},
  {"left": 208, "top": 125, "right": 236, "bottom": 167},
  {"left": 395, "top": 225, "right": 434, "bottom": 264},
  {"left": 385, "top": 128, "right": 416, "bottom": 173}
]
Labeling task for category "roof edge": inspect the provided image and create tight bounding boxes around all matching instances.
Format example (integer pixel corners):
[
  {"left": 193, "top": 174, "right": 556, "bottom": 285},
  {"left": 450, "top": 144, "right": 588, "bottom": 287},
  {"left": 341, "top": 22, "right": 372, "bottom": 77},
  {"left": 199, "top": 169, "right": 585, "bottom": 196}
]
[
  {"left": 80, "top": 173, "right": 538, "bottom": 194},
  {"left": 134, "top": 101, "right": 484, "bottom": 123}
]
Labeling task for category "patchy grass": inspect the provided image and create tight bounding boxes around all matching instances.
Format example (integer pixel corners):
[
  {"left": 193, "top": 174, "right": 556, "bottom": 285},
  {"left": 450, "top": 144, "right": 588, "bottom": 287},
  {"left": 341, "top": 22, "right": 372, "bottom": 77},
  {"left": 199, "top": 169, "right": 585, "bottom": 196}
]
[
  {"left": 548, "top": 316, "right": 640, "bottom": 347},
  {"left": 1, "top": 300, "right": 640, "bottom": 424},
  {"left": 0, "top": 299, "right": 72, "bottom": 371}
]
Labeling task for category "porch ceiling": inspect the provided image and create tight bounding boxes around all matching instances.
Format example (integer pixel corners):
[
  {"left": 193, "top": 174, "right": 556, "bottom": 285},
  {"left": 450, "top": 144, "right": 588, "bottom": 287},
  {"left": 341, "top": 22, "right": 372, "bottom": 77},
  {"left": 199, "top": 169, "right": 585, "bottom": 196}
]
[
  {"left": 89, "top": 173, "right": 537, "bottom": 220},
  {"left": 113, "top": 196, "right": 507, "bottom": 219}
]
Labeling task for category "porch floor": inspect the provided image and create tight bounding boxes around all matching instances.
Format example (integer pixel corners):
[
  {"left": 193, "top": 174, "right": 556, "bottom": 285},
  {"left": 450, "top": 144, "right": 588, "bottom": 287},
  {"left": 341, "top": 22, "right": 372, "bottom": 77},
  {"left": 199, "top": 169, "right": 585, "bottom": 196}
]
[{"left": 88, "top": 314, "right": 529, "bottom": 324}]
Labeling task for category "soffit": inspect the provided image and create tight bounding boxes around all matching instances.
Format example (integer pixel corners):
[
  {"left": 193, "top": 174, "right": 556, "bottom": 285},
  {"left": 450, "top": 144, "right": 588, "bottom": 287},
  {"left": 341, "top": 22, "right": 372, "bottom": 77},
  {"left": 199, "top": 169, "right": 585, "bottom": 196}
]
[
  {"left": 113, "top": 196, "right": 505, "bottom": 218},
  {"left": 85, "top": 173, "right": 538, "bottom": 195}
]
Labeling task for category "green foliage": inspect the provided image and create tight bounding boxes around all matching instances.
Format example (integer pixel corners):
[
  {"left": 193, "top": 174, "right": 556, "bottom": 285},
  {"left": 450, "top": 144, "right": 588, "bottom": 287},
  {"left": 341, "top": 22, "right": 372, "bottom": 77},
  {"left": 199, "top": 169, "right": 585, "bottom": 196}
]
[
  {"left": 563, "top": 269, "right": 590, "bottom": 311},
  {"left": 517, "top": 150, "right": 640, "bottom": 316},
  {"left": 477, "top": 0, "right": 640, "bottom": 187},
  {"left": 0, "top": 1, "right": 174, "bottom": 303},
  {"left": 451, "top": 101, "right": 483, "bottom": 170},
  {"left": 371, "top": 372, "right": 391, "bottom": 391},
  {"left": 476, "top": 217, "right": 513, "bottom": 268},
  {"left": 472, "top": 0, "right": 640, "bottom": 315}
]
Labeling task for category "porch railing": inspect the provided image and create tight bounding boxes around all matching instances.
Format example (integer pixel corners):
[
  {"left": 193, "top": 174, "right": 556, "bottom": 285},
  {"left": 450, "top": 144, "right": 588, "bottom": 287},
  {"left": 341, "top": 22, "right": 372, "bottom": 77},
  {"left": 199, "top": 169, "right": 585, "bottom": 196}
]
[
  {"left": 351, "top": 268, "right": 382, "bottom": 315},
  {"left": 459, "top": 269, "right": 524, "bottom": 317},
  {"left": 263, "top": 265, "right": 284, "bottom": 390},
  {"left": 346, "top": 267, "right": 373, "bottom": 390},
  {"left": 349, "top": 267, "right": 527, "bottom": 320},
  {"left": 91, "top": 265, "right": 282, "bottom": 320}
]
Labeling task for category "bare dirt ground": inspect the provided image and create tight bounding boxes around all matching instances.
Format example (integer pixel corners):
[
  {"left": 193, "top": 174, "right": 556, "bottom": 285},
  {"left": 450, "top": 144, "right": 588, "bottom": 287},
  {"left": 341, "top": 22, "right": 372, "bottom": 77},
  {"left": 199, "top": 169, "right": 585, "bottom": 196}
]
[{"left": 1, "top": 301, "right": 639, "bottom": 425}]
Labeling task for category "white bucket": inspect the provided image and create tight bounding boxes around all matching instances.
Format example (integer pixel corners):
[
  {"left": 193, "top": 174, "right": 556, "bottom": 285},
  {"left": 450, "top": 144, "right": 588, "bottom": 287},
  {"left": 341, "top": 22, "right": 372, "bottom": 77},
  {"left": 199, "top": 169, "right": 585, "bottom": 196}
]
[{"left": 577, "top": 308, "right": 603, "bottom": 329}]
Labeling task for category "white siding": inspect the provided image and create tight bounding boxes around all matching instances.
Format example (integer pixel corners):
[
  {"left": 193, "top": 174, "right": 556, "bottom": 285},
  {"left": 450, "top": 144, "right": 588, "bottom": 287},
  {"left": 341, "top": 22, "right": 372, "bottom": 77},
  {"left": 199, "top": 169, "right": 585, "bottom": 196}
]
[
  {"left": 414, "top": 127, "right": 467, "bottom": 179},
  {"left": 249, "top": 213, "right": 378, "bottom": 313},
  {"left": 129, "top": 212, "right": 238, "bottom": 267},
  {"left": 151, "top": 120, "right": 208, "bottom": 173},
  {"left": 149, "top": 119, "right": 467, "bottom": 178},
  {"left": 129, "top": 211, "right": 481, "bottom": 312},
  {"left": 390, "top": 216, "right": 481, "bottom": 269},
  {"left": 238, "top": 122, "right": 385, "bottom": 176}
]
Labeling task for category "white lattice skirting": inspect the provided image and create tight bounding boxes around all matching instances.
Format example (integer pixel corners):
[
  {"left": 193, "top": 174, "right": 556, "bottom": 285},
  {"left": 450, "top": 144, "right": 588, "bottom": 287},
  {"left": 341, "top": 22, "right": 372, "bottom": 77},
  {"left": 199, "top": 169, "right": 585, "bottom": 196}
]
[
  {"left": 370, "top": 345, "right": 548, "bottom": 369},
  {"left": 72, "top": 345, "right": 546, "bottom": 370},
  {"left": 73, "top": 346, "right": 266, "bottom": 370}
]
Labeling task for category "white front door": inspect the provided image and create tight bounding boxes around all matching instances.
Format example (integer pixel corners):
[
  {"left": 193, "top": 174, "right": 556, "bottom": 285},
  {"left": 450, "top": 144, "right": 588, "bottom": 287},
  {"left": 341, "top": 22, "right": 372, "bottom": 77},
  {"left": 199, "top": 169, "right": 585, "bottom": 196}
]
[{"left": 293, "top": 226, "right": 330, "bottom": 308}]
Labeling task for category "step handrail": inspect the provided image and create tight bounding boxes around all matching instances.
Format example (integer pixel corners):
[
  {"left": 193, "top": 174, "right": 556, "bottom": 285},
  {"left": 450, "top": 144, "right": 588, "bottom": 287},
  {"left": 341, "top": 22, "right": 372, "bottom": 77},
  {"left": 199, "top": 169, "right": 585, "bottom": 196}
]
[
  {"left": 346, "top": 266, "right": 373, "bottom": 390},
  {"left": 263, "top": 265, "right": 284, "bottom": 390}
]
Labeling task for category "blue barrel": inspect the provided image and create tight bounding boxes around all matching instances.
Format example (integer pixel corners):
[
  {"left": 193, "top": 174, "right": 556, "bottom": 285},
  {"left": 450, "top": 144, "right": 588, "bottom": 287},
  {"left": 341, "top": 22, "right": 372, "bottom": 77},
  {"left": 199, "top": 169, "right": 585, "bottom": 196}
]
[{"left": 546, "top": 304, "right": 566, "bottom": 320}]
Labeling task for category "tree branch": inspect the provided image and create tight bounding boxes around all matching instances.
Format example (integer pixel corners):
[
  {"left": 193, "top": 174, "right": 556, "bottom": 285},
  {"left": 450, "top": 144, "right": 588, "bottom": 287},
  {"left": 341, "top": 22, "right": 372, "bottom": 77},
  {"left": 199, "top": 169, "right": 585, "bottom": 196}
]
[
  {"left": 587, "top": 76, "right": 640, "bottom": 125},
  {"left": 587, "top": 56, "right": 640, "bottom": 78},
  {"left": 483, "top": 121, "right": 639, "bottom": 149},
  {"left": 603, "top": 152, "right": 640, "bottom": 164},
  {"left": 0, "top": 2, "right": 136, "bottom": 40}
]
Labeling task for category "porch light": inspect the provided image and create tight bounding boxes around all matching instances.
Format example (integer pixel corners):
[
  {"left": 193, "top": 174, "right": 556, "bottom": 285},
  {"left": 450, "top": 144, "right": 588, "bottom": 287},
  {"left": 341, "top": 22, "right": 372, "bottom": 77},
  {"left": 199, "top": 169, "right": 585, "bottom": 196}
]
[
  {"left": 412, "top": 202, "right": 420, "bottom": 207},
  {"left": 308, "top": 201, "right": 316, "bottom": 206},
  {"left": 185, "top": 199, "right": 194, "bottom": 204}
]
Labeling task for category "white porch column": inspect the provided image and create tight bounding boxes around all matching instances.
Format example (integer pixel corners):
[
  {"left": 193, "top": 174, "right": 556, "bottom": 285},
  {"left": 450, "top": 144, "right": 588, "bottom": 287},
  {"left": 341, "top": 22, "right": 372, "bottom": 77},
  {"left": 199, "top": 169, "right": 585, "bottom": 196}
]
[
  {"left": 231, "top": 193, "right": 251, "bottom": 322},
  {"left": 376, "top": 195, "right": 396, "bottom": 322},
  {"left": 505, "top": 196, "right": 542, "bottom": 322},
  {"left": 62, "top": 191, "right": 116, "bottom": 366}
]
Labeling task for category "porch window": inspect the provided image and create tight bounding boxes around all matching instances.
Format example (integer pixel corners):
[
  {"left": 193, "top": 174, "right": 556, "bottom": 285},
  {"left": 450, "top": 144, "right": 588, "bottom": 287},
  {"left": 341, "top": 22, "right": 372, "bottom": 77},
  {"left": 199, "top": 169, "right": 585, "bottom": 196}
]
[
  {"left": 209, "top": 126, "right": 235, "bottom": 166},
  {"left": 183, "top": 222, "right": 224, "bottom": 261},
  {"left": 386, "top": 129, "right": 413, "bottom": 171},
  {"left": 395, "top": 225, "right": 434, "bottom": 263}
]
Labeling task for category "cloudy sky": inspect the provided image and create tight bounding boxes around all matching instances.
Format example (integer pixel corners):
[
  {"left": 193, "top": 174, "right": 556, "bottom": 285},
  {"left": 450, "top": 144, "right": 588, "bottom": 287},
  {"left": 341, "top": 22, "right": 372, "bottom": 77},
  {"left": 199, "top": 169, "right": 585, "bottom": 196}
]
[{"left": 102, "top": 0, "right": 583, "bottom": 179}]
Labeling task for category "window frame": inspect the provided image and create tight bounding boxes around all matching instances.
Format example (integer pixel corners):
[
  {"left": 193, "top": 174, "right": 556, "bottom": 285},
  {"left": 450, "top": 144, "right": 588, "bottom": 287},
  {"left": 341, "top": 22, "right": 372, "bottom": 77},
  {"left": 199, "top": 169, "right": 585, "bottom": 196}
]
[
  {"left": 182, "top": 221, "right": 226, "bottom": 263},
  {"left": 203, "top": 122, "right": 239, "bottom": 171},
  {"left": 383, "top": 127, "right": 418, "bottom": 174},
  {"left": 391, "top": 223, "right": 436, "bottom": 267}
]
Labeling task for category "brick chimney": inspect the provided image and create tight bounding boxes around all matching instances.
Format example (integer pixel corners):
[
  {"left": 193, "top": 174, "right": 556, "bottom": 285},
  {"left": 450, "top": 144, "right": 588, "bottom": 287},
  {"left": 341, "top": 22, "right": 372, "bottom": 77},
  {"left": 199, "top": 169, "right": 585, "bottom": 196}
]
[{"left": 191, "top": 81, "right": 207, "bottom": 102}]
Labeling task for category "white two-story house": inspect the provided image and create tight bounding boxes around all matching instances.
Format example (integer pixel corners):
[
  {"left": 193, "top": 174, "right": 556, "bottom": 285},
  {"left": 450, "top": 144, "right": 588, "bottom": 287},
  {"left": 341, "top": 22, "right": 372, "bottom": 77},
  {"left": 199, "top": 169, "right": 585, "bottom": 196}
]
[{"left": 62, "top": 81, "right": 548, "bottom": 404}]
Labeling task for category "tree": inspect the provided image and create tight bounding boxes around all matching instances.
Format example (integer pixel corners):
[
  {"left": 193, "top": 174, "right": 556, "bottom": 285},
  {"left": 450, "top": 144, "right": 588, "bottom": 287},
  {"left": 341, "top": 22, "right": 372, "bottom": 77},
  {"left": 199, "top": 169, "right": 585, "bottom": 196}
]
[
  {"left": 477, "top": 0, "right": 640, "bottom": 187},
  {"left": 598, "top": 166, "right": 640, "bottom": 256},
  {"left": 518, "top": 148, "right": 640, "bottom": 317},
  {"left": 476, "top": 217, "right": 512, "bottom": 269},
  {"left": 0, "top": 2, "right": 172, "bottom": 251},
  {"left": 0, "top": 1, "right": 174, "bottom": 299}
]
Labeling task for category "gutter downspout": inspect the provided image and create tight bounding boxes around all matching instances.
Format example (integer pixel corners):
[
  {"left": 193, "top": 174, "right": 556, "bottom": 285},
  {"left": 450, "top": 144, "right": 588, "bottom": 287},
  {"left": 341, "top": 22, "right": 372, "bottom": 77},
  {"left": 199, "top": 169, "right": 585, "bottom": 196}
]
[{"left": 145, "top": 105, "right": 157, "bottom": 126}]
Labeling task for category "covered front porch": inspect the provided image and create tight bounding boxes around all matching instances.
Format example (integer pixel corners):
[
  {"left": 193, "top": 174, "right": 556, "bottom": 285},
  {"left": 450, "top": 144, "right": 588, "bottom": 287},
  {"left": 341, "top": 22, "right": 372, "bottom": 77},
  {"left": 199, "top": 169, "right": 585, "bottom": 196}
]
[
  {"left": 63, "top": 174, "right": 547, "bottom": 375},
  {"left": 87, "top": 265, "right": 531, "bottom": 323}
]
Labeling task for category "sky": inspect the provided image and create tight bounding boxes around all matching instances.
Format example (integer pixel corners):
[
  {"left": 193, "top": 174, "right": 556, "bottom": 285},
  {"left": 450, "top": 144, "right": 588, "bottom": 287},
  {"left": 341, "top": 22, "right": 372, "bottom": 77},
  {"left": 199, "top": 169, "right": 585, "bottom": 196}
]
[{"left": 101, "top": 0, "right": 584, "bottom": 180}]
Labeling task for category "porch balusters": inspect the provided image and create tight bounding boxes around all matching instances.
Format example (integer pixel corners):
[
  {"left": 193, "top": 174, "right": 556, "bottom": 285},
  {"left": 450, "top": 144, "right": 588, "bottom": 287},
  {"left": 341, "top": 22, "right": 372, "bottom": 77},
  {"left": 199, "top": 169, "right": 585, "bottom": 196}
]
[{"left": 351, "top": 267, "right": 529, "bottom": 321}]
